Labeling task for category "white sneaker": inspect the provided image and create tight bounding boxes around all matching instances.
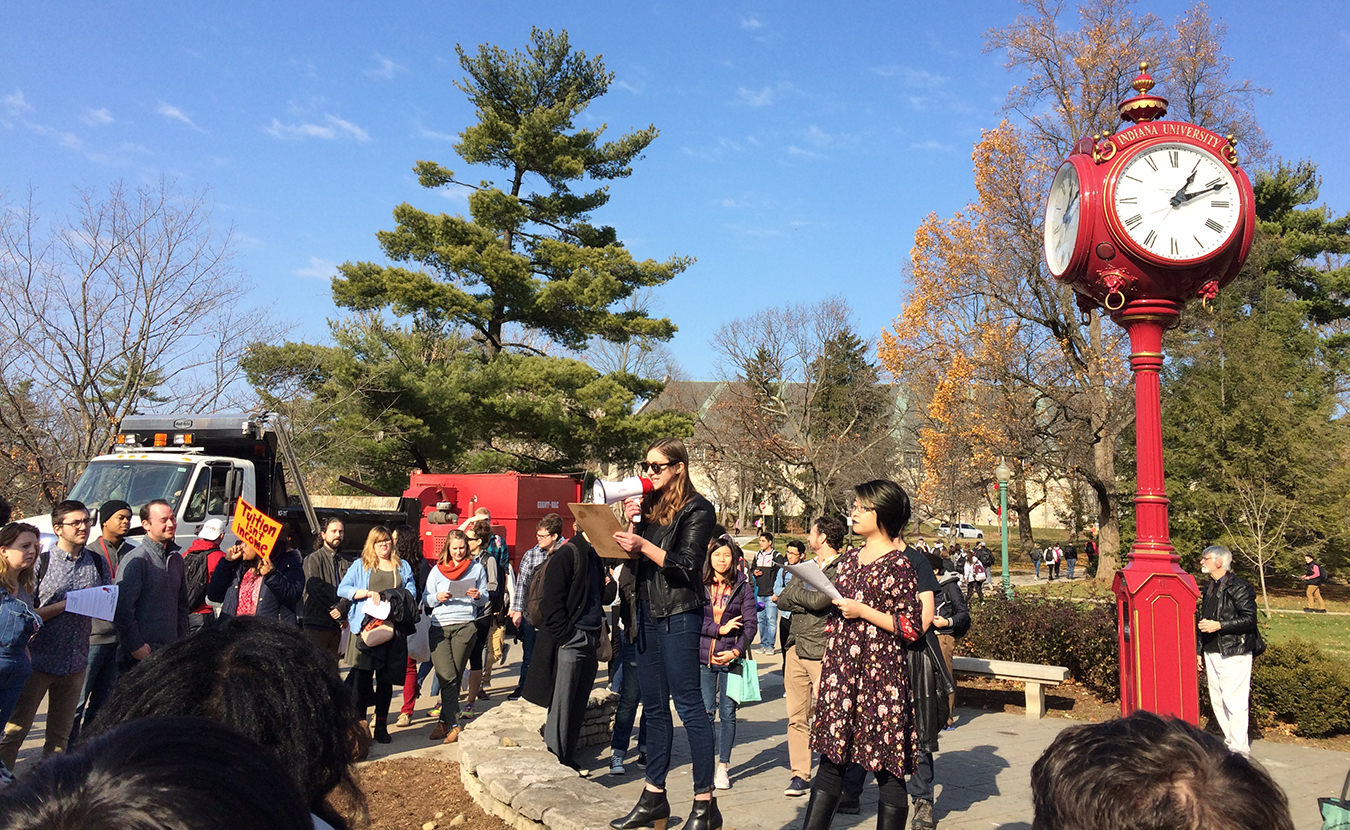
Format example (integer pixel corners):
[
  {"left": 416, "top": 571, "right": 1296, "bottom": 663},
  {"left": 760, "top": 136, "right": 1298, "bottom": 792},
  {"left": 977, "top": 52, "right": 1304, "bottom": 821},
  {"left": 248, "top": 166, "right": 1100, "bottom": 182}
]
[{"left": 714, "top": 765, "right": 732, "bottom": 790}]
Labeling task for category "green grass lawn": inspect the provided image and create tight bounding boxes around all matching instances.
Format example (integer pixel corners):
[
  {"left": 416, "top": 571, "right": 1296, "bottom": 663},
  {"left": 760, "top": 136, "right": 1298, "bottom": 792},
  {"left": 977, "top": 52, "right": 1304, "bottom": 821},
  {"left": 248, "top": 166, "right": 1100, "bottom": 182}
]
[{"left": 1262, "top": 611, "right": 1350, "bottom": 663}]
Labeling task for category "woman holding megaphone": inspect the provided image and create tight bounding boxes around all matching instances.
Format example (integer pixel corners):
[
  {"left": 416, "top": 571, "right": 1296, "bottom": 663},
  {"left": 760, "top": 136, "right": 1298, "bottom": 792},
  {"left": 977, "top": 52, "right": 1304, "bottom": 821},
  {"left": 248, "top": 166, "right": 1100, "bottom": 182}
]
[{"left": 610, "top": 437, "right": 720, "bottom": 830}]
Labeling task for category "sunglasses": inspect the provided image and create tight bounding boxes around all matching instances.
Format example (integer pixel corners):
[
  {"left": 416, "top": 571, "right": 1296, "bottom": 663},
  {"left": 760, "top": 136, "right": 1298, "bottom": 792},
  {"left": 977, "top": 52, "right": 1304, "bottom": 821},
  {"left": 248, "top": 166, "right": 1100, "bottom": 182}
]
[{"left": 640, "top": 460, "right": 675, "bottom": 474}]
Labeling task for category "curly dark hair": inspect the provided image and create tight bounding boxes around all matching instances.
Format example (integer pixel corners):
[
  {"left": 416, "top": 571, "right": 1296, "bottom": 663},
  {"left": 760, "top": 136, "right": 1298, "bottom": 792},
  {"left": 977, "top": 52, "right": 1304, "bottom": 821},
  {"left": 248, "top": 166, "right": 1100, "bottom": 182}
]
[
  {"left": 0, "top": 716, "right": 312, "bottom": 830},
  {"left": 86, "top": 617, "right": 364, "bottom": 829}
]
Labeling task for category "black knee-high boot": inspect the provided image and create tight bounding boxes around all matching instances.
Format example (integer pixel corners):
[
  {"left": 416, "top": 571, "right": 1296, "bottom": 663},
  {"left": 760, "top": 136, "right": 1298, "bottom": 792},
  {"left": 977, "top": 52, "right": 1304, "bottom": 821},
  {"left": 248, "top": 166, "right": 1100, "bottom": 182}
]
[
  {"left": 801, "top": 787, "right": 841, "bottom": 830},
  {"left": 875, "top": 800, "right": 908, "bottom": 830}
]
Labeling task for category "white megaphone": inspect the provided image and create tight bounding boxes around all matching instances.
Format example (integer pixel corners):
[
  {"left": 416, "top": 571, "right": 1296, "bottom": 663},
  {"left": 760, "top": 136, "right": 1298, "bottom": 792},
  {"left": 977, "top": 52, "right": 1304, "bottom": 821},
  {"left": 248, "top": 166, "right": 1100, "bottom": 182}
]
[{"left": 592, "top": 476, "right": 653, "bottom": 505}]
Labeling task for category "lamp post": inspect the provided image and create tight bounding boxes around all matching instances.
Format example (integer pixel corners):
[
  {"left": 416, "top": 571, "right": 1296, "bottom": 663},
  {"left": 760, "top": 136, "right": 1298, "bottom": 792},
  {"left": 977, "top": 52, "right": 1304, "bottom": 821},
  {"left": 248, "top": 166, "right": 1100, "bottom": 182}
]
[{"left": 995, "top": 459, "right": 1012, "bottom": 598}]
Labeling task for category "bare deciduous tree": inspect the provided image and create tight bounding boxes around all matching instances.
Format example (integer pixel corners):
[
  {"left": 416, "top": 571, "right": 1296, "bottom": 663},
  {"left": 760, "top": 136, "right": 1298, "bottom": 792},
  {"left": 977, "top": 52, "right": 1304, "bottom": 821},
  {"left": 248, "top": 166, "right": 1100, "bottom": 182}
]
[{"left": 0, "top": 179, "right": 280, "bottom": 511}]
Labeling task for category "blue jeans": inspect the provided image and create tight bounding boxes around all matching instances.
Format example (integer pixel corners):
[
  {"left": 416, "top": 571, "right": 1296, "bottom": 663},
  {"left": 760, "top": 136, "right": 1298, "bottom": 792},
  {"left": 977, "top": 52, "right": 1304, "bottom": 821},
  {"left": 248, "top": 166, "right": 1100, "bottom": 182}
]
[
  {"left": 69, "top": 642, "right": 119, "bottom": 744},
  {"left": 1066, "top": 557, "right": 1077, "bottom": 579},
  {"left": 757, "top": 599, "right": 778, "bottom": 652},
  {"left": 637, "top": 602, "right": 714, "bottom": 793},
  {"left": 0, "top": 653, "right": 31, "bottom": 731},
  {"left": 611, "top": 636, "right": 646, "bottom": 755},
  {"left": 1033, "top": 558, "right": 1041, "bottom": 578},
  {"left": 700, "top": 665, "right": 738, "bottom": 765}
]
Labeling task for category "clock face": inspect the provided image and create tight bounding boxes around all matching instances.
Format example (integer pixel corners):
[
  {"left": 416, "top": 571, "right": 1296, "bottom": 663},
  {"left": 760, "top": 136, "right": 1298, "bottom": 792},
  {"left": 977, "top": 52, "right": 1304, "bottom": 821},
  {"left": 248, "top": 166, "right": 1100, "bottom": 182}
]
[
  {"left": 1110, "top": 141, "right": 1241, "bottom": 264},
  {"left": 1043, "top": 161, "right": 1083, "bottom": 277}
]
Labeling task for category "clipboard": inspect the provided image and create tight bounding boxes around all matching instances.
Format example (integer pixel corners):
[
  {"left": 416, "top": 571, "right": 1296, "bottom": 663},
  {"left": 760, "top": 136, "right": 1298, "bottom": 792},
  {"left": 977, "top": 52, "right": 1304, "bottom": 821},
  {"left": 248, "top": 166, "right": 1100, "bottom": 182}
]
[{"left": 567, "top": 503, "right": 633, "bottom": 560}]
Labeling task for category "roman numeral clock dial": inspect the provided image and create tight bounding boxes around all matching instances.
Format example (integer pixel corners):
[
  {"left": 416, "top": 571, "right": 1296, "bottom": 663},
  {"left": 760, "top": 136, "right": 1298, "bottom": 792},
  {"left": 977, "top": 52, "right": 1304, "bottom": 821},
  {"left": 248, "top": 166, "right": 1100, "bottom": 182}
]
[{"left": 1110, "top": 142, "right": 1240, "bottom": 265}]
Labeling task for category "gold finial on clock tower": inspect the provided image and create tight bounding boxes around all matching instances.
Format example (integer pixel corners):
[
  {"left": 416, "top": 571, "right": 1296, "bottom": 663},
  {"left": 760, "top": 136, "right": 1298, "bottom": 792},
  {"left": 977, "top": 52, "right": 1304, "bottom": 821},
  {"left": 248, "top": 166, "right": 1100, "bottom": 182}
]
[{"left": 1119, "top": 60, "right": 1169, "bottom": 124}]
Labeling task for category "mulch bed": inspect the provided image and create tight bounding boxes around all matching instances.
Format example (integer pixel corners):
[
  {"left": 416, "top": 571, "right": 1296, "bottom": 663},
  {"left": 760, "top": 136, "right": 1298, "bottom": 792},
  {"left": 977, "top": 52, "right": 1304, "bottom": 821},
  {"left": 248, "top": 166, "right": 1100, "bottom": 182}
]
[{"left": 358, "top": 758, "right": 512, "bottom": 830}]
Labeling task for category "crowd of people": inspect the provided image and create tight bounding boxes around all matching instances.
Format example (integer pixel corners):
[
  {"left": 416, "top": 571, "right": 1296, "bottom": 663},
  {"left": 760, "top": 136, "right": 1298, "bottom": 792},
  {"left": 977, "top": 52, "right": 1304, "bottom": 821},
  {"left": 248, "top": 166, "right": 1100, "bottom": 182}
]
[{"left": 0, "top": 452, "right": 1306, "bottom": 828}]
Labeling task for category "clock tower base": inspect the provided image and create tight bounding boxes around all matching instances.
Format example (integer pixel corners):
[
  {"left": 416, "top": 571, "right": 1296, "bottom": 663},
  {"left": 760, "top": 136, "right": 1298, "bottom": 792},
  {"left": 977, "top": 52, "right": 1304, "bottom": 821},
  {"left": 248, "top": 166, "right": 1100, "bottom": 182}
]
[{"left": 1111, "top": 298, "right": 1201, "bottom": 723}]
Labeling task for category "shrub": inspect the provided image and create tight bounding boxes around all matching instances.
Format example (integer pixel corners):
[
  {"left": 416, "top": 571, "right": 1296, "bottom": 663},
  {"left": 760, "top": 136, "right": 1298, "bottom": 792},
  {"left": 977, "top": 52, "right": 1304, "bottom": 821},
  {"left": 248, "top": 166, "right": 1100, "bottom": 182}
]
[
  {"left": 958, "top": 593, "right": 1120, "bottom": 701},
  {"left": 1250, "top": 639, "right": 1350, "bottom": 737}
]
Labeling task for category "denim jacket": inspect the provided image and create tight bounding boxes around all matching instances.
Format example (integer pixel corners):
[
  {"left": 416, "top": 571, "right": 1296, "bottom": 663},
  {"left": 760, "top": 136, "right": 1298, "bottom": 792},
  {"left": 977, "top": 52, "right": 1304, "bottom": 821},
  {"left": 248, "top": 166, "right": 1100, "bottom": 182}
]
[{"left": 0, "top": 588, "right": 42, "bottom": 659}]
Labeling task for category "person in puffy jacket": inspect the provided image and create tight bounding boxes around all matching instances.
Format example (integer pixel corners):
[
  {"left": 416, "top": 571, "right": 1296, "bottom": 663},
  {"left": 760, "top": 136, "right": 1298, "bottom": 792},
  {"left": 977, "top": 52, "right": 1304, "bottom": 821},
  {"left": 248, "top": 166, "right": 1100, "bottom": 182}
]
[
  {"left": 699, "top": 534, "right": 758, "bottom": 792},
  {"left": 207, "top": 539, "right": 304, "bottom": 626}
]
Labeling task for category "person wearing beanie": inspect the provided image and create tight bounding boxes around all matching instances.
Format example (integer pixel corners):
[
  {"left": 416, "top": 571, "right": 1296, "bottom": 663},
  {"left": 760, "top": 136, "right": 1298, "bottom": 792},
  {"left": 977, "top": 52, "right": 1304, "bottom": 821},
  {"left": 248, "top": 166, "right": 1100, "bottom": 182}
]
[{"left": 68, "top": 499, "right": 133, "bottom": 744}]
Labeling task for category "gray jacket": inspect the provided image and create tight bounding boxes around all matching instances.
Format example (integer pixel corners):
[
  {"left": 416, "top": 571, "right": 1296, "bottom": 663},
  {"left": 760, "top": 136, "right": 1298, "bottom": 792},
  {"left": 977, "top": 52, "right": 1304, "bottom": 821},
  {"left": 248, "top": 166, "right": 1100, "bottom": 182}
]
[{"left": 114, "top": 536, "right": 189, "bottom": 660}]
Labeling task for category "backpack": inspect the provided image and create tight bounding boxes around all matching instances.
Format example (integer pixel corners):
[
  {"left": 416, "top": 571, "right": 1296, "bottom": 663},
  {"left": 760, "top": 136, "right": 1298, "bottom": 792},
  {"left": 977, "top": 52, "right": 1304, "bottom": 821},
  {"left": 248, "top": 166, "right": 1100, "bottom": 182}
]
[
  {"left": 35, "top": 546, "right": 110, "bottom": 601},
  {"left": 978, "top": 548, "right": 994, "bottom": 568},
  {"left": 183, "top": 548, "right": 213, "bottom": 611},
  {"left": 526, "top": 543, "right": 589, "bottom": 630},
  {"left": 1044, "top": 548, "right": 1057, "bottom": 564},
  {"left": 526, "top": 551, "right": 560, "bottom": 630},
  {"left": 972, "top": 561, "right": 987, "bottom": 581}
]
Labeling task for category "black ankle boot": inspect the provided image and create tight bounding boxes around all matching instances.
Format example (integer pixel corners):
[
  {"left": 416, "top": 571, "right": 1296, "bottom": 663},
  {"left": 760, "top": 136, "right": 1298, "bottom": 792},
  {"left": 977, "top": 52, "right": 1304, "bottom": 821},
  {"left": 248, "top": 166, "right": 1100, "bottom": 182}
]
[
  {"left": 685, "top": 797, "right": 721, "bottom": 830},
  {"left": 802, "top": 788, "right": 841, "bottom": 830},
  {"left": 610, "top": 788, "right": 670, "bottom": 830},
  {"left": 876, "top": 800, "right": 908, "bottom": 830},
  {"left": 373, "top": 718, "right": 391, "bottom": 744}
]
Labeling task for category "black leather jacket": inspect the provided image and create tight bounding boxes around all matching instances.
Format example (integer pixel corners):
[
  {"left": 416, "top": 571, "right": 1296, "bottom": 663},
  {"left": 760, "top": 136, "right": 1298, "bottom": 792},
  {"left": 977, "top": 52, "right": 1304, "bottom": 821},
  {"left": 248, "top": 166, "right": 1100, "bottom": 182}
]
[
  {"left": 1197, "top": 572, "right": 1259, "bottom": 657},
  {"left": 635, "top": 493, "right": 716, "bottom": 619}
]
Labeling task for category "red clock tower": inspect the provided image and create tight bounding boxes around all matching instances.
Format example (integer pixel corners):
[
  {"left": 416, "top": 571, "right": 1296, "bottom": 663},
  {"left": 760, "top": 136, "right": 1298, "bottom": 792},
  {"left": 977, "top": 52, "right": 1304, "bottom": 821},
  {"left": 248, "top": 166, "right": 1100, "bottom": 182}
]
[{"left": 1043, "top": 63, "right": 1256, "bottom": 721}]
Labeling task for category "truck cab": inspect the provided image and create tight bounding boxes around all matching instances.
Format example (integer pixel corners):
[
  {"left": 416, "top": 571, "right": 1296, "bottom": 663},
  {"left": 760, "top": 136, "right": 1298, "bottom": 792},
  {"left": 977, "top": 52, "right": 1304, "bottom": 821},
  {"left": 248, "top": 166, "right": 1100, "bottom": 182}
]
[{"left": 31, "top": 414, "right": 410, "bottom": 557}]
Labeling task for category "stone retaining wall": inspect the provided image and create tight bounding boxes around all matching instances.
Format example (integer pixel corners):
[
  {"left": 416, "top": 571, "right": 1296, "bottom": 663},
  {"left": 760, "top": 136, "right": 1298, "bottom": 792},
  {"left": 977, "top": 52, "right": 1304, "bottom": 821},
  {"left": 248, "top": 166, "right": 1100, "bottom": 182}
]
[{"left": 458, "top": 689, "right": 630, "bottom": 830}]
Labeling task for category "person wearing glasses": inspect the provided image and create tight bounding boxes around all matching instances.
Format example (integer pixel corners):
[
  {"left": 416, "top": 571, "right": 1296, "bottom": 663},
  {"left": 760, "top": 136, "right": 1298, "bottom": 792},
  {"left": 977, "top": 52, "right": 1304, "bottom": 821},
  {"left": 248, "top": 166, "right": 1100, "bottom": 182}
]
[
  {"left": 508, "top": 513, "right": 565, "bottom": 701},
  {"left": 611, "top": 438, "right": 719, "bottom": 830},
  {"left": 1, "top": 501, "right": 111, "bottom": 769},
  {"left": 799, "top": 481, "right": 925, "bottom": 830}
]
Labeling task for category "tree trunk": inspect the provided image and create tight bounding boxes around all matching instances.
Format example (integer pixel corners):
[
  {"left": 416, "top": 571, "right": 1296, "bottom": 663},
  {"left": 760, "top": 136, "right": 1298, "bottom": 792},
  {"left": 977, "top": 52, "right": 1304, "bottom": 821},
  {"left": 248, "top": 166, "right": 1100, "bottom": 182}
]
[
  {"left": 1013, "top": 477, "right": 1036, "bottom": 555},
  {"left": 1257, "top": 561, "right": 1271, "bottom": 617},
  {"left": 1087, "top": 314, "right": 1125, "bottom": 583}
]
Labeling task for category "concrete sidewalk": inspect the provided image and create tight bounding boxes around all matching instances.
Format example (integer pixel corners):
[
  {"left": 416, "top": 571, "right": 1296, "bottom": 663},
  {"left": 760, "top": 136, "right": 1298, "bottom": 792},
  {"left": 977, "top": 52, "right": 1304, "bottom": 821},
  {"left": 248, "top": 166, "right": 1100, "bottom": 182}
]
[{"left": 9, "top": 642, "right": 1348, "bottom": 829}]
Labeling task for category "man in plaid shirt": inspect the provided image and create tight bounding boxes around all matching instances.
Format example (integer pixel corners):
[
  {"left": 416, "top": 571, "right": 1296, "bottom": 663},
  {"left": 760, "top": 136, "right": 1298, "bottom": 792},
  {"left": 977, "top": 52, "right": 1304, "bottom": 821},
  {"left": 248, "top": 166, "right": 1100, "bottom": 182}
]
[{"left": 507, "top": 513, "right": 564, "bottom": 700}]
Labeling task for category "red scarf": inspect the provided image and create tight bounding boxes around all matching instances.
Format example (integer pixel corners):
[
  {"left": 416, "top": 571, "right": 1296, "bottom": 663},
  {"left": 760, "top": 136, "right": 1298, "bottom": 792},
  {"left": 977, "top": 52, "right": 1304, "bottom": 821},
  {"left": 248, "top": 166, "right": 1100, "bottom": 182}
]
[{"left": 437, "top": 558, "right": 472, "bottom": 581}]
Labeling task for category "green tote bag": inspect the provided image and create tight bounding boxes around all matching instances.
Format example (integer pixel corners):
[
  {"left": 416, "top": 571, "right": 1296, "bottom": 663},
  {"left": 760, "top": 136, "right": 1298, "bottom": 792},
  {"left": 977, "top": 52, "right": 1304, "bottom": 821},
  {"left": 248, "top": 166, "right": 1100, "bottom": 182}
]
[{"left": 726, "top": 655, "right": 762, "bottom": 704}]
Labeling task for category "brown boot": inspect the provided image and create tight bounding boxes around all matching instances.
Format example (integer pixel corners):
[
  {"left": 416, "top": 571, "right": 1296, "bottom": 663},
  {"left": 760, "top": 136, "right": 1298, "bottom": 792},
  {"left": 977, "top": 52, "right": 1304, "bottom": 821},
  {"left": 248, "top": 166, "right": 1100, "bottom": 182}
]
[
  {"left": 350, "top": 718, "right": 373, "bottom": 762},
  {"left": 443, "top": 725, "right": 463, "bottom": 744},
  {"left": 429, "top": 722, "right": 448, "bottom": 741}
]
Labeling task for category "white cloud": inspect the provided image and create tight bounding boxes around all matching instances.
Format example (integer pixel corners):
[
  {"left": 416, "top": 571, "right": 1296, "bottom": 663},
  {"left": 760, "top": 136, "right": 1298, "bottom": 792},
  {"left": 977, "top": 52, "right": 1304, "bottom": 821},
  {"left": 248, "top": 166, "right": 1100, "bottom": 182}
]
[
  {"left": 415, "top": 124, "right": 456, "bottom": 141},
  {"left": 910, "top": 139, "right": 953, "bottom": 152},
  {"left": 738, "top": 85, "right": 774, "bottom": 107},
  {"left": 294, "top": 257, "right": 339, "bottom": 279},
  {"left": 326, "top": 114, "right": 371, "bottom": 142},
  {"left": 265, "top": 114, "right": 372, "bottom": 143},
  {"left": 805, "top": 125, "right": 831, "bottom": 147},
  {"left": 81, "top": 107, "right": 114, "bottom": 126},
  {"left": 614, "top": 80, "right": 643, "bottom": 95},
  {"left": 29, "top": 122, "right": 82, "bottom": 150},
  {"left": 366, "top": 54, "right": 406, "bottom": 80},
  {"left": 741, "top": 17, "right": 762, "bottom": 30},
  {"left": 156, "top": 101, "right": 201, "bottom": 130},
  {"left": 786, "top": 145, "right": 822, "bottom": 159},
  {"left": 3, "top": 89, "right": 34, "bottom": 114}
]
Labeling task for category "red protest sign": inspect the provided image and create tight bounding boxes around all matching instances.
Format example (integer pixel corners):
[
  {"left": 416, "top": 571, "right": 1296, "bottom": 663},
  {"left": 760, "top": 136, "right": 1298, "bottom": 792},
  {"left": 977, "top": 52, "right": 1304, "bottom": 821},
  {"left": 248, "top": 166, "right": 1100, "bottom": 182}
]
[{"left": 231, "top": 498, "right": 282, "bottom": 559}]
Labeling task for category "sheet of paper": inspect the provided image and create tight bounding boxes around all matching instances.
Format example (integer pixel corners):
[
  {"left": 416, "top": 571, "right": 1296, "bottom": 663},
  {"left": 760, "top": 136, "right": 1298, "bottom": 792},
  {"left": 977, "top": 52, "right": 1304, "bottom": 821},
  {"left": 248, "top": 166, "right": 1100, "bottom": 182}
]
[
  {"left": 784, "top": 561, "right": 843, "bottom": 602},
  {"left": 567, "top": 503, "right": 632, "bottom": 559},
  {"left": 358, "top": 598, "right": 390, "bottom": 620},
  {"left": 64, "top": 585, "right": 119, "bottom": 621},
  {"left": 446, "top": 577, "right": 476, "bottom": 598}
]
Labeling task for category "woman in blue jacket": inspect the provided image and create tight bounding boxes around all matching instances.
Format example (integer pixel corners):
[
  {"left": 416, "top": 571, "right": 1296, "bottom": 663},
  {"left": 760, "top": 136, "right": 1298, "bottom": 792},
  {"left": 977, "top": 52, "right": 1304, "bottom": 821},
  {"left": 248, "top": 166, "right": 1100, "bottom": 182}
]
[
  {"left": 337, "top": 526, "right": 415, "bottom": 743},
  {"left": 0, "top": 521, "right": 43, "bottom": 777},
  {"left": 699, "top": 534, "right": 757, "bottom": 792},
  {"left": 422, "top": 529, "right": 486, "bottom": 745}
]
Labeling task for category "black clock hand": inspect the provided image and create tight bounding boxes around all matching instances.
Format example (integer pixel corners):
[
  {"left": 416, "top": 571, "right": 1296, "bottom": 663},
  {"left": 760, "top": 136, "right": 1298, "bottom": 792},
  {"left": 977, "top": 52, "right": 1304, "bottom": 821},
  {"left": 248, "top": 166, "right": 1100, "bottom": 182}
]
[
  {"left": 1176, "top": 181, "right": 1227, "bottom": 205},
  {"left": 1169, "top": 168, "right": 1199, "bottom": 207}
]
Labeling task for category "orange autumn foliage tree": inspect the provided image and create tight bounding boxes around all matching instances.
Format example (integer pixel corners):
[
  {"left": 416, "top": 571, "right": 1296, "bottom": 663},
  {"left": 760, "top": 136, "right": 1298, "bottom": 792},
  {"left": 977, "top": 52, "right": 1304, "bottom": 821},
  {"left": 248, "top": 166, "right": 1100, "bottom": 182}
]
[{"left": 881, "top": 0, "right": 1265, "bottom": 579}]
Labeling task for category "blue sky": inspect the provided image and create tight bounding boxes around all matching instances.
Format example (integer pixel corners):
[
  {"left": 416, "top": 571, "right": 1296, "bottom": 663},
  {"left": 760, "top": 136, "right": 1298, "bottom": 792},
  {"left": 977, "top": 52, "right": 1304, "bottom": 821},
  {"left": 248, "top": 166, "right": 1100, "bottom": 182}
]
[{"left": 3, "top": 2, "right": 1348, "bottom": 381}]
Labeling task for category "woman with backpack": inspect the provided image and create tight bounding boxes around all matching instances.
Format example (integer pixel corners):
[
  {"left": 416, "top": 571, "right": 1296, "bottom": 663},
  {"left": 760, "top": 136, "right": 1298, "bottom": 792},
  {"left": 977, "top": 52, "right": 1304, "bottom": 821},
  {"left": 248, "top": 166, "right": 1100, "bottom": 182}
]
[
  {"left": 1046, "top": 546, "right": 1061, "bottom": 581},
  {"left": 962, "top": 550, "right": 987, "bottom": 603},
  {"left": 611, "top": 437, "right": 719, "bottom": 830},
  {"left": 462, "top": 519, "right": 502, "bottom": 715},
  {"left": 928, "top": 553, "right": 969, "bottom": 729},
  {"left": 700, "top": 534, "right": 758, "bottom": 791}
]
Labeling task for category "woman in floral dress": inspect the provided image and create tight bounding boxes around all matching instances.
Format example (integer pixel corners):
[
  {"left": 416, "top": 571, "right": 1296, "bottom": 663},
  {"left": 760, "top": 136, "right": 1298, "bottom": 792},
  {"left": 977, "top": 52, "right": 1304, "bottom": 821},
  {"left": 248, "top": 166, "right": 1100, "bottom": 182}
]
[{"left": 804, "top": 479, "right": 924, "bottom": 830}]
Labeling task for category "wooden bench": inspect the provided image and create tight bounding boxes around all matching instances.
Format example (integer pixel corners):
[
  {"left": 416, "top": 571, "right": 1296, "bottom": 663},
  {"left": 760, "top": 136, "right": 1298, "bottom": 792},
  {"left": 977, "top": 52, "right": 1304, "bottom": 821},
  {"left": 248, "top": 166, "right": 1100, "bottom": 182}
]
[{"left": 952, "top": 656, "right": 1071, "bottom": 719}]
